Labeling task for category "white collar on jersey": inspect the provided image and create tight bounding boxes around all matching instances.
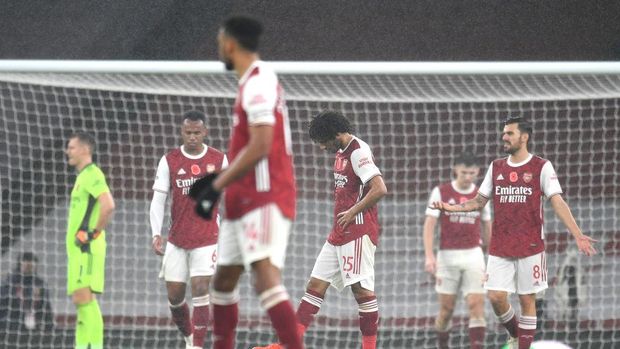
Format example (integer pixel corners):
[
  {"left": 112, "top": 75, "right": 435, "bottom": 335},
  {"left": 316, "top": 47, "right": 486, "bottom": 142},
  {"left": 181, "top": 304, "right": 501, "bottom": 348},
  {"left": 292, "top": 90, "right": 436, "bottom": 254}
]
[
  {"left": 507, "top": 153, "right": 533, "bottom": 167},
  {"left": 451, "top": 180, "right": 476, "bottom": 195},
  {"left": 181, "top": 144, "right": 208, "bottom": 159},
  {"left": 239, "top": 60, "right": 263, "bottom": 85},
  {"left": 338, "top": 135, "right": 357, "bottom": 153}
]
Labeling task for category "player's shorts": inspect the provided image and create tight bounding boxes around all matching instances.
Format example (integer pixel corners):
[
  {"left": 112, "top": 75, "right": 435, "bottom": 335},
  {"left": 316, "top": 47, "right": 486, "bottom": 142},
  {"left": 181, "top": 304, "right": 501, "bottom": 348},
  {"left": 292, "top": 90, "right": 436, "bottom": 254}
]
[
  {"left": 159, "top": 242, "right": 217, "bottom": 282},
  {"left": 436, "top": 246, "right": 486, "bottom": 296},
  {"left": 217, "top": 203, "right": 291, "bottom": 270},
  {"left": 310, "top": 234, "right": 376, "bottom": 292},
  {"left": 484, "top": 251, "right": 548, "bottom": 295},
  {"left": 66, "top": 232, "right": 106, "bottom": 295}
]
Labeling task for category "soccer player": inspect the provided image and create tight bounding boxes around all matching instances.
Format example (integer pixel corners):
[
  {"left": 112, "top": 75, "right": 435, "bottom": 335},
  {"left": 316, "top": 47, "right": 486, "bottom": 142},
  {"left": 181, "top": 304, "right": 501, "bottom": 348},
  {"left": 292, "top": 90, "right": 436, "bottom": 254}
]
[
  {"left": 189, "top": 16, "right": 303, "bottom": 349},
  {"left": 432, "top": 117, "right": 597, "bottom": 349},
  {"left": 150, "top": 110, "right": 228, "bottom": 349},
  {"left": 65, "top": 132, "right": 115, "bottom": 349},
  {"left": 423, "top": 152, "right": 492, "bottom": 349},
  {"left": 255, "top": 110, "right": 388, "bottom": 349}
]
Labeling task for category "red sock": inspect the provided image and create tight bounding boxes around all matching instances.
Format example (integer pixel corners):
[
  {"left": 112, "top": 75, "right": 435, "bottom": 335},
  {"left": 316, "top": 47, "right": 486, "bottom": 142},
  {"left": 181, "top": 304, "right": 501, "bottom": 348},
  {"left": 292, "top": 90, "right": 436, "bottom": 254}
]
[
  {"left": 212, "top": 290, "right": 239, "bottom": 349},
  {"left": 169, "top": 301, "right": 192, "bottom": 337},
  {"left": 468, "top": 326, "right": 485, "bottom": 349},
  {"left": 260, "top": 286, "right": 303, "bottom": 349},
  {"left": 296, "top": 290, "right": 324, "bottom": 335},
  {"left": 357, "top": 296, "right": 378, "bottom": 349},
  {"left": 518, "top": 316, "right": 536, "bottom": 349},
  {"left": 437, "top": 330, "right": 450, "bottom": 349},
  {"left": 498, "top": 306, "right": 518, "bottom": 338},
  {"left": 192, "top": 295, "right": 210, "bottom": 347}
]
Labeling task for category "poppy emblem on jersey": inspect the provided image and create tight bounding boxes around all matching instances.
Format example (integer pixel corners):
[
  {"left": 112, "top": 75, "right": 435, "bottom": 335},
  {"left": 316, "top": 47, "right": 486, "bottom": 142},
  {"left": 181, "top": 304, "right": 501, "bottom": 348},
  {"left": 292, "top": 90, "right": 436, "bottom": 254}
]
[
  {"left": 523, "top": 172, "right": 533, "bottom": 183},
  {"left": 334, "top": 158, "right": 348, "bottom": 171},
  {"left": 459, "top": 197, "right": 468, "bottom": 204},
  {"left": 509, "top": 171, "right": 518, "bottom": 183},
  {"left": 191, "top": 164, "right": 201, "bottom": 175},
  {"left": 206, "top": 164, "right": 215, "bottom": 173}
]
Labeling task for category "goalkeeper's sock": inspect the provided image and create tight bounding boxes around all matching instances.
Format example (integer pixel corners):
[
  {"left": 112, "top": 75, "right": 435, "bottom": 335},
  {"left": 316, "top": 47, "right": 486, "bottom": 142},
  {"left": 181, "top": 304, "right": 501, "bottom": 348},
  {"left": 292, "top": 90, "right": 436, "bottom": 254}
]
[
  {"left": 75, "top": 298, "right": 104, "bottom": 349},
  {"left": 357, "top": 296, "right": 378, "bottom": 349},
  {"left": 260, "top": 286, "right": 303, "bottom": 349},
  {"left": 498, "top": 305, "right": 518, "bottom": 338},
  {"left": 212, "top": 290, "right": 239, "bottom": 349},
  {"left": 437, "top": 330, "right": 450, "bottom": 349},
  {"left": 192, "top": 295, "right": 210, "bottom": 347},
  {"left": 296, "top": 289, "right": 324, "bottom": 337},
  {"left": 169, "top": 300, "right": 193, "bottom": 337}
]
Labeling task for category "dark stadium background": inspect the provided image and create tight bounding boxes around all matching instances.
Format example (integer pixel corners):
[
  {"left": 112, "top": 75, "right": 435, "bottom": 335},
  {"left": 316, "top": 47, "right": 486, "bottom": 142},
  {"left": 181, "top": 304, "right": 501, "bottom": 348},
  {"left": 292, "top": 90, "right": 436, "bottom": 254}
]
[{"left": 0, "top": 1, "right": 618, "bottom": 61}]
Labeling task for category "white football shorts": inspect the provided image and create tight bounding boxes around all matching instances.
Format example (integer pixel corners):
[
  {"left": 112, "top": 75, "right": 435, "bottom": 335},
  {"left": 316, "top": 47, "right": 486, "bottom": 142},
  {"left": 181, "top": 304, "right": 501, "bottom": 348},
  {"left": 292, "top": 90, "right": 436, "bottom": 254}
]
[
  {"left": 310, "top": 234, "right": 376, "bottom": 292},
  {"left": 435, "top": 246, "right": 486, "bottom": 296},
  {"left": 484, "top": 251, "right": 548, "bottom": 295},
  {"left": 217, "top": 203, "right": 292, "bottom": 270},
  {"left": 159, "top": 241, "right": 217, "bottom": 282}
]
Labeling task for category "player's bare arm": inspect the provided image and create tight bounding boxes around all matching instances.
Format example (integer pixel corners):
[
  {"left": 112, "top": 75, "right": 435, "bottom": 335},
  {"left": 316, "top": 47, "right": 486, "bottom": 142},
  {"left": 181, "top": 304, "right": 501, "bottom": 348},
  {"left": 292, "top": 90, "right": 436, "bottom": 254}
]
[
  {"left": 95, "top": 191, "right": 115, "bottom": 231},
  {"left": 336, "top": 175, "right": 387, "bottom": 228},
  {"left": 549, "top": 194, "right": 597, "bottom": 256},
  {"left": 481, "top": 219, "right": 492, "bottom": 252},
  {"left": 213, "top": 124, "right": 273, "bottom": 191},
  {"left": 422, "top": 215, "right": 438, "bottom": 275},
  {"left": 431, "top": 193, "right": 488, "bottom": 213}
]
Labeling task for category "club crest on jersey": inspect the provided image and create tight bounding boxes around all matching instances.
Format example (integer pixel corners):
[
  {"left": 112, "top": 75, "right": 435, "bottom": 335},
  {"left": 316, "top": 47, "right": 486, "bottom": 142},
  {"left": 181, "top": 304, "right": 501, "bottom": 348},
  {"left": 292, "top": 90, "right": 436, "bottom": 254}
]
[
  {"left": 509, "top": 171, "right": 518, "bottom": 183},
  {"left": 523, "top": 172, "right": 533, "bottom": 183},
  {"left": 459, "top": 196, "right": 468, "bottom": 204},
  {"left": 334, "top": 158, "right": 348, "bottom": 171},
  {"left": 177, "top": 168, "right": 186, "bottom": 175},
  {"left": 191, "top": 164, "right": 201, "bottom": 175},
  {"left": 206, "top": 164, "right": 215, "bottom": 173}
]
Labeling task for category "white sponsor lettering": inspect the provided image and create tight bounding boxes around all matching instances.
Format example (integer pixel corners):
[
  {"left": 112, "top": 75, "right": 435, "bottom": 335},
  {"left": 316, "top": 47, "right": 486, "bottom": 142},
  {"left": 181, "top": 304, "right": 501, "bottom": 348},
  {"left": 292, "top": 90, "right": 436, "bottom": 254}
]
[
  {"left": 446, "top": 211, "right": 480, "bottom": 224},
  {"left": 495, "top": 185, "right": 532, "bottom": 204},
  {"left": 334, "top": 173, "right": 348, "bottom": 188}
]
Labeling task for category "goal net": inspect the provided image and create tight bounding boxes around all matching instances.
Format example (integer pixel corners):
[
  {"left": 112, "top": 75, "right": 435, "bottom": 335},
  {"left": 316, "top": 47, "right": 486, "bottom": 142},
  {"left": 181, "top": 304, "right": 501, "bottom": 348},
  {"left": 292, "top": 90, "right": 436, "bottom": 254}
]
[{"left": 0, "top": 61, "right": 618, "bottom": 349}]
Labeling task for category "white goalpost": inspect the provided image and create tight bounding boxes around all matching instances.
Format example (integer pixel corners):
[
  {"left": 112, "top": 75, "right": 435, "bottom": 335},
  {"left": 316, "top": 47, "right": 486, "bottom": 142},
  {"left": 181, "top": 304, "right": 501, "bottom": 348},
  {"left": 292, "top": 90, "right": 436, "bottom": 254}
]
[{"left": 0, "top": 61, "right": 619, "bottom": 349}]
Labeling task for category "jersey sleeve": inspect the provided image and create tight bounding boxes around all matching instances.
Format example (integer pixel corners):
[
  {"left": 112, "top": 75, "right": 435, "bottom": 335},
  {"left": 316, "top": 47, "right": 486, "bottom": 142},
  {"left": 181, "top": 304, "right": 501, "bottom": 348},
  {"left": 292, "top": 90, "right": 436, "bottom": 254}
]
[
  {"left": 478, "top": 162, "right": 494, "bottom": 198},
  {"left": 152, "top": 155, "right": 170, "bottom": 194},
  {"left": 481, "top": 200, "right": 492, "bottom": 221},
  {"left": 541, "top": 161, "right": 563, "bottom": 198},
  {"left": 425, "top": 186, "right": 441, "bottom": 218},
  {"left": 86, "top": 167, "right": 110, "bottom": 199},
  {"left": 242, "top": 76, "right": 277, "bottom": 126},
  {"left": 350, "top": 147, "right": 381, "bottom": 184}
]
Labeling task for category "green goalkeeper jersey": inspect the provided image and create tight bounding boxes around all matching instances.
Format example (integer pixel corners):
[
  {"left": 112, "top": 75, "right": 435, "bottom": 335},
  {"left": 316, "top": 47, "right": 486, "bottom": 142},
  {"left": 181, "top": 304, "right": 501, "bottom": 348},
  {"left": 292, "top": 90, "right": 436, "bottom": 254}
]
[{"left": 66, "top": 163, "right": 110, "bottom": 243}]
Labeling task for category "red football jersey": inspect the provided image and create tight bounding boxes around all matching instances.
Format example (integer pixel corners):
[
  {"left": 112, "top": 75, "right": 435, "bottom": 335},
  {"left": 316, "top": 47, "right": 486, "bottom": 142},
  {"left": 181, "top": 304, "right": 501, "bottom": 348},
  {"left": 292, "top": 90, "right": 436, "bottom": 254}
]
[
  {"left": 153, "top": 145, "right": 226, "bottom": 249},
  {"left": 328, "top": 136, "right": 382, "bottom": 246},
  {"left": 479, "top": 154, "right": 562, "bottom": 258},
  {"left": 436, "top": 182, "right": 486, "bottom": 249},
  {"left": 225, "top": 60, "right": 296, "bottom": 220}
]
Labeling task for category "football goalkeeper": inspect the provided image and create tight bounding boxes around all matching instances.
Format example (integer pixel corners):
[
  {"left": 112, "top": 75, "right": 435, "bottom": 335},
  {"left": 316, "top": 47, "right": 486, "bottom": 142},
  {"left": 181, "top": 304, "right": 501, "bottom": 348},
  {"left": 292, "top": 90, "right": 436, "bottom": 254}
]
[{"left": 65, "top": 132, "right": 115, "bottom": 349}]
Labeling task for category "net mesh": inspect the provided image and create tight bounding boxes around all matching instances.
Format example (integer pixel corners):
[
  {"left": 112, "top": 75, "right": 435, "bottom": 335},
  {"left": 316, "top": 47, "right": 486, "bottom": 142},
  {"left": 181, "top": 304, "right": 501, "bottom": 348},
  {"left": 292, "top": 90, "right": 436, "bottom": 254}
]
[{"left": 0, "top": 69, "right": 618, "bottom": 348}]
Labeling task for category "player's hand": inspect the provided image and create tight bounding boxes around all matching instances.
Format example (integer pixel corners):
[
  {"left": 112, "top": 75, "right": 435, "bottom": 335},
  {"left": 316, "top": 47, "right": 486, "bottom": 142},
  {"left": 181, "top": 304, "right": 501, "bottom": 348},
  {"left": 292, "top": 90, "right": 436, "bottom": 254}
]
[
  {"left": 189, "top": 173, "right": 221, "bottom": 220},
  {"left": 152, "top": 235, "right": 165, "bottom": 256},
  {"left": 430, "top": 201, "right": 452, "bottom": 212},
  {"left": 425, "top": 255, "right": 437, "bottom": 275},
  {"left": 75, "top": 229, "right": 100, "bottom": 252},
  {"left": 575, "top": 234, "right": 597, "bottom": 256},
  {"left": 336, "top": 209, "right": 356, "bottom": 229}
]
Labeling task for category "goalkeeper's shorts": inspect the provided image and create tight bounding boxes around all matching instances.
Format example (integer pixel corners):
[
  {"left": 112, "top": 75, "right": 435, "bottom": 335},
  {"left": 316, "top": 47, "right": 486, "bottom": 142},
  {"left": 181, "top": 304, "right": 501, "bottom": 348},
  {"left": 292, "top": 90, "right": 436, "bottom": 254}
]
[{"left": 66, "top": 232, "right": 106, "bottom": 295}]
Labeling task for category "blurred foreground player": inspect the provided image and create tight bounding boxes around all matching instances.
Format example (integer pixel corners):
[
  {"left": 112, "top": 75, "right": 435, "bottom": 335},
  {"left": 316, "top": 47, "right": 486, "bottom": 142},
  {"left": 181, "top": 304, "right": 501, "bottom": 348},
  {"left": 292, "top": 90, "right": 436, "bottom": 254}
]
[{"left": 190, "top": 16, "right": 303, "bottom": 349}]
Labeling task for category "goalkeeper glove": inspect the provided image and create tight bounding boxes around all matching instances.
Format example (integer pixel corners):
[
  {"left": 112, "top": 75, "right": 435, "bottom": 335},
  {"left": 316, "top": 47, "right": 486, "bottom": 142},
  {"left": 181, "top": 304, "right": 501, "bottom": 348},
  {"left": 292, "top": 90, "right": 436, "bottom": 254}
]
[
  {"left": 75, "top": 229, "right": 101, "bottom": 252},
  {"left": 189, "top": 173, "right": 221, "bottom": 220}
]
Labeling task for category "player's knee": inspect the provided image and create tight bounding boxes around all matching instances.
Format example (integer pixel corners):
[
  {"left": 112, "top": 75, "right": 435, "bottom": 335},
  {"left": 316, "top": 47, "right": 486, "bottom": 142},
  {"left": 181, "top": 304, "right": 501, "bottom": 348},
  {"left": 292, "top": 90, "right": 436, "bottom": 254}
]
[
  {"left": 306, "top": 278, "right": 329, "bottom": 296},
  {"left": 351, "top": 283, "right": 374, "bottom": 301},
  {"left": 487, "top": 291, "right": 507, "bottom": 306}
]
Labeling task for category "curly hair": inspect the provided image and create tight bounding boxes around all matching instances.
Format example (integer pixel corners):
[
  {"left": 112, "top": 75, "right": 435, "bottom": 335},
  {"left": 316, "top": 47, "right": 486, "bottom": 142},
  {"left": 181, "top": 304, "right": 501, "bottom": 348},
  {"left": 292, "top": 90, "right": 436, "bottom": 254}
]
[{"left": 308, "top": 110, "right": 352, "bottom": 143}]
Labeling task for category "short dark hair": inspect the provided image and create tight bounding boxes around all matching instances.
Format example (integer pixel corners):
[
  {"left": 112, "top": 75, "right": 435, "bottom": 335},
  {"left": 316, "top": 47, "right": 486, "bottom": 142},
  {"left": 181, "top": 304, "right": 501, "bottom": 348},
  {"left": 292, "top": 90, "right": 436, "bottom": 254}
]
[
  {"left": 20, "top": 252, "right": 37, "bottom": 263},
  {"left": 308, "top": 110, "right": 352, "bottom": 143},
  {"left": 70, "top": 131, "right": 95, "bottom": 153},
  {"left": 221, "top": 16, "right": 263, "bottom": 52},
  {"left": 504, "top": 116, "right": 533, "bottom": 141},
  {"left": 453, "top": 151, "right": 478, "bottom": 167},
  {"left": 183, "top": 110, "right": 206, "bottom": 124}
]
